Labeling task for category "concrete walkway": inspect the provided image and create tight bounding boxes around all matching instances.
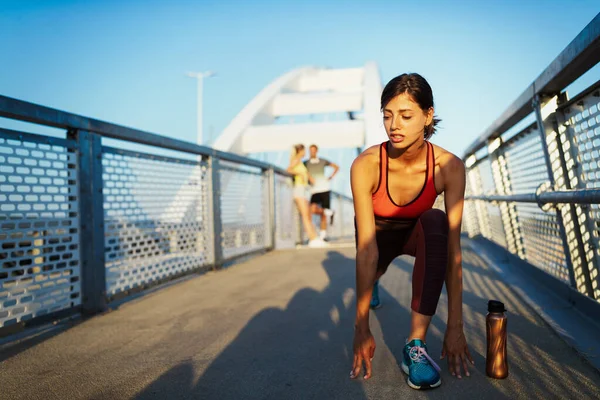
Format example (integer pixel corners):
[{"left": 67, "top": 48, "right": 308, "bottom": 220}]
[{"left": 1, "top": 243, "right": 600, "bottom": 399}]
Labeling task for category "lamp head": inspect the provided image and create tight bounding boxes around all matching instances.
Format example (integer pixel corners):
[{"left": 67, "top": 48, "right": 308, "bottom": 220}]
[{"left": 186, "top": 71, "right": 216, "bottom": 78}]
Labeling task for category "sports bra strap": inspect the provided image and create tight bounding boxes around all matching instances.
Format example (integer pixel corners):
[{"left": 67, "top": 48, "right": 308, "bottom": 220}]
[{"left": 375, "top": 140, "right": 434, "bottom": 196}]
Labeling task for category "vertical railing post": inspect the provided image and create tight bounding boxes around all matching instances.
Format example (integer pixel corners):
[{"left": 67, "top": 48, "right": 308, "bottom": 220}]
[
  {"left": 339, "top": 195, "right": 346, "bottom": 238},
  {"left": 70, "top": 129, "right": 107, "bottom": 315},
  {"left": 210, "top": 156, "right": 224, "bottom": 268},
  {"left": 550, "top": 95, "right": 597, "bottom": 295},
  {"left": 489, "top": 138, "right": 524, "bottom": 257},
  {"left": 467, "top": 165, "right": 492, "bottom": 239},
  {"left": 462, "top": 163, "right": 481, "bottom": 238},
  {"left": 266, "top": 167, "right": 276, "bottom": 250},
  {"left": 533, "top": 94, "right": 581, "bottom": 291}
]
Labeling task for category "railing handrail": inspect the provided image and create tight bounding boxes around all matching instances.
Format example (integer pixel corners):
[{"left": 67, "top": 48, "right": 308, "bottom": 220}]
[
  {"left": 0, "top": 94, "right": 290, "bottom": 175},
  {"left": 332, "top": 191, "right": 353, "bottom": 202},
  {"left": 463, "top": 13, "right": 600, "bottom": 158},
  {"left": 467, "top": 188, "right": 600, "bottom": 205}
]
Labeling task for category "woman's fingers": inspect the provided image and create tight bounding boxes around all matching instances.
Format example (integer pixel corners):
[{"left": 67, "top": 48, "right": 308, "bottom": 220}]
[
  {"left": 466, "top": 346, "right": 475, "bottom": 365},
  {"left": 454, "top": 354, "right": 462, "bottom": 378},
  {"left": 351, "top": 354, "right": 361, "bottom": 379},
  {"left": 460, "top": 353, "right": 470, "bottom": 377},
  {"left": 447, "top": 354, "right": 455, "bottom": 376},
  {"left": 363, "top": 351, "right": 373, "bottom": 380}
]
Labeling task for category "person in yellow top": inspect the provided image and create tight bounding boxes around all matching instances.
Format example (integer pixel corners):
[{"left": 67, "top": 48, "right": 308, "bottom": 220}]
[{"left": 287, "top": 144, "right": 328, "bottom": 248}]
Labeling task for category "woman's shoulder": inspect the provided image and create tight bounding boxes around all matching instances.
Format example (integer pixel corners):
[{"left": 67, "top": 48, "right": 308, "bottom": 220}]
[
  {"left": 351, "top": 144, "right": 380, "bottom": 188},
  {"left": 352, "top": 144, "right": 380, "bottom": 170},
  {"left": 430, "top": 143, "right": 465, "bottom": 174}
]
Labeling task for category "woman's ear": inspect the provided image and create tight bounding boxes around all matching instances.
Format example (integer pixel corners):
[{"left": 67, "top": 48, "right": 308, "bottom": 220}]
[{"left": 425, "top": 107, "right": 434, "bottom": 126}]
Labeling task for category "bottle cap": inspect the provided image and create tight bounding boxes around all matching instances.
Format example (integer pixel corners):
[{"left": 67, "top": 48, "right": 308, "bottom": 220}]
[{"left": 488, "top": 300, "right": 506, "bottom": 313}]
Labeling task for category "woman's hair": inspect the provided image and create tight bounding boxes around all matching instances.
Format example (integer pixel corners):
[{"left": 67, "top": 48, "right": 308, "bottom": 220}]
[
  {"left": 290, "top": 144, "right": 305, "bottom": 161},
  {"left": 380, "top": 73, "right": 441, "bottom": 140}
]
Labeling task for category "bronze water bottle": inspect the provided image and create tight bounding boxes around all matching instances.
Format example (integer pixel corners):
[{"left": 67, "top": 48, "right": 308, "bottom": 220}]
[{"left": 486, "top": 300, "right": 508, "bottom": 379}]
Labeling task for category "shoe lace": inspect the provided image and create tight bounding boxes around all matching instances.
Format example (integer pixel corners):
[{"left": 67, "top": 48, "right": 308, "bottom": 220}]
[{"left": 409, "top": 345, "right": 441, "bottom": 373}]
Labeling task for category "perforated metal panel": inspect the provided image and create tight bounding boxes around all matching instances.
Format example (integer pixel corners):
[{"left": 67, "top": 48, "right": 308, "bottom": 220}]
[
  {"left": 476, "top": 158, "right": 507, "bottom": 248},
  {"left": 467, "top": 167, "right": 490, "bottom": 238},
  {"left": 485, "top": 204, "right": 507, "bottom": 248},
  {"left": 325, "top": 194, "right": 341, "bottom": 240},
  {"left": 219, "top": 161, "right": 269, "bottom": 260},
  {"left": 547, "top": 110, "right": 595, "bottom": 295},
  {"left": 326, "top": 193, "right": 354, "bottom": 239},
  {"left": 462, "top": 179, "right": 480, "bottom": 237},
  {"left": 560, "top": 91, "right": 600, "bottom": 298},
  {"left": 543, "top": 122, "right": 583, "bottom": 288},
  {"left": 340, "top": 196, "right": 355, "bottom": 238},
  {"left": 504, "top": 131, "right": 550, "bottom": 195},
  {"left": 503, "top": 130, "right": 568, "bottom": 280},
  {"left": 102, "top": 148, "right": 212, "bottom": 295},
  {"left": 491, "top": 150, "right": 521, "bottom": 256},
  {"left": 0, "top": 131, "right": 81, "bottom": 327},
  {"left": 478, "top": 158, "right": 496, "bottom": 194},
  {"left": 274, "top": 173, "right": 297, "bottom": 248}
]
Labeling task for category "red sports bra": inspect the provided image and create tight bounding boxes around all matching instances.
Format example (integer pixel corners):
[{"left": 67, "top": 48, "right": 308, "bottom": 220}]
[{"left": 372, "top": 141, "right": 438, "bottom": 219}]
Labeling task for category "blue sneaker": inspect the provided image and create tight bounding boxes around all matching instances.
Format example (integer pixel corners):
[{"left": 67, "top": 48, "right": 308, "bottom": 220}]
[
  {"left": 401, "top": 339, "right": 442, "bottom": 390},
  {"left": 370, "top": 280, "right": 381, "bottom": 309}
]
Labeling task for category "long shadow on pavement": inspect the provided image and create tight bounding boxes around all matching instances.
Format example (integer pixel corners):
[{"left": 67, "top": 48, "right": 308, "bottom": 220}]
[
  {"left": 135, "top": 250, "right": 368, "bottom": 400},
  {"left": 135, "top": 247, "right": 600, "bottom": 399}
]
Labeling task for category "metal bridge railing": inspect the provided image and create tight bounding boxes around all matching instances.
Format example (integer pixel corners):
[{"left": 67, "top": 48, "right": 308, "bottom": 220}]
[
  {"left": 462, "top": 13, "right": 600, "bottom": 302},
  {"left": 0, "top": 95, "right": 354, "bottom": 332}
]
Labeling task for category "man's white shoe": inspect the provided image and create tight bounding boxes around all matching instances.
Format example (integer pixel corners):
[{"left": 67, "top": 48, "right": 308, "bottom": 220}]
[
  {"left": 308, "top": 238, "right": 329, "bottom": 248},
  {"left": 319, "top": 230, "right": 327, "bottom": 240}
]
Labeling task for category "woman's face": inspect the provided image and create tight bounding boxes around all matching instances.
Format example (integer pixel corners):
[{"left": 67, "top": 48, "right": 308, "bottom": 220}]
[
  {"left": 383, "top": 92, "right": 433, "bottom": 150},
  {"left": 298, "top": 148, "right": 305, "bottom": 158}
]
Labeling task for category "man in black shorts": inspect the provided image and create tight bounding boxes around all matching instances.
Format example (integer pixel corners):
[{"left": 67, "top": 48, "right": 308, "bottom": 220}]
[{"left": 304, "top": 144, "right": 339, "bottom": 240}]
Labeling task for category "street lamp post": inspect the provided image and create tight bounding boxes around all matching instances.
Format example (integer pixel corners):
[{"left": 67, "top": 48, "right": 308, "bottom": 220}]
[{"left": 186, "top": 70, "right": 216, "bottom": 145}]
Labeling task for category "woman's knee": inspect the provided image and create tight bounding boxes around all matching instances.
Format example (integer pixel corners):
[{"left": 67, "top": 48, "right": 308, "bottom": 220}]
[{"left": 418, "top": 209, "right": 449, "bottom": 235}]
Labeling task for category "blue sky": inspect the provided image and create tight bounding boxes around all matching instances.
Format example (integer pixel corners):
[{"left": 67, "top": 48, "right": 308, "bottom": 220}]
[{"left": 1, "top": 1, "right": 598, "bottom": 165}]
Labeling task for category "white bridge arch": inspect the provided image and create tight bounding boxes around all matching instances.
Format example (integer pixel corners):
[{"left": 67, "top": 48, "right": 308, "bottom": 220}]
[{"left": 213, "top": 62, "right": 385, "bottom": 154}]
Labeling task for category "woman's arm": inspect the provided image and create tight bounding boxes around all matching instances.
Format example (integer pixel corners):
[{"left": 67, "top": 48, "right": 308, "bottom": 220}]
[
  {"left": 351, "top": 155, "right": 378, "bottom": 330},
  {"left": 442, "top": 156, "right": 466, "bottom": 327},
  {"left": 441, "top": 154, "right": 473, "bottom": 378},
  {"left": 350, "top": 153, "right": 378, "bottom": 379}
]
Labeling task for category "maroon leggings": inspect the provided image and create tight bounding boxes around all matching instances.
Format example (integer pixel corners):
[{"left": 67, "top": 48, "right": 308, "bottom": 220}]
[{"left": 355, "top": 209, "right": 449, "bottom": 316}]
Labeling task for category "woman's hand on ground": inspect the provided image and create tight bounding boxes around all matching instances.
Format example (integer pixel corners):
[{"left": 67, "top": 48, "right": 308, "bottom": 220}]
[
  {"left": 350, "top": 327, "right": 376, "bottom": 380},
  {"left": 441, "top": 325, "right": 474, "bottom": 379}
]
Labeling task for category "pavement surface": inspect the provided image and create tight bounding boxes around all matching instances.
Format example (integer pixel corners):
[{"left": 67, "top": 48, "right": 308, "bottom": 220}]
[{"left": 1, "top": 242, "right": 600, "bottom": 399}]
